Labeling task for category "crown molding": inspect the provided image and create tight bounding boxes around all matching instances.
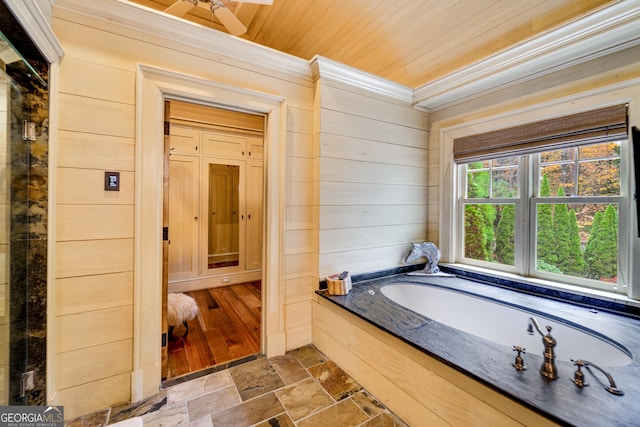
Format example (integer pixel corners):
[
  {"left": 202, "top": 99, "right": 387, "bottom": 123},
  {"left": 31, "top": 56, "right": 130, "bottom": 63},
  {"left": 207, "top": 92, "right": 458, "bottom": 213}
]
[
  {"left": 413, "top": 1, "right": 640, "bottom": 112},
  {"left": 53, "top": 0, "right": 311, "bottom": 83},
  {"left": 5, "top": 0, "right": 64, "bottom": 63},
  {"left": 310, "top": 55, "right": 413, "bottom": 102}
]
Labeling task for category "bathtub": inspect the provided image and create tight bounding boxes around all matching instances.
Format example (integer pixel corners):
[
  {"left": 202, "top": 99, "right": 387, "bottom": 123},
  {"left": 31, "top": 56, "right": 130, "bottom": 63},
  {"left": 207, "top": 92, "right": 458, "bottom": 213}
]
[
  {"left": 380, "top": 283, "right": 632, "bottom": 367},
  {"left": 316, "top": 272, "right": 640, "bottom": 426}
]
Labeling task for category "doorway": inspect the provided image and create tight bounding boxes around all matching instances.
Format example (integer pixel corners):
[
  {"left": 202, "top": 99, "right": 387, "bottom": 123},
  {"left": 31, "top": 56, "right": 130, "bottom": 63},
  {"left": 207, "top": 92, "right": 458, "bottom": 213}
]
[
  {"left": 162, "top": 100, "right": 265, "bottom": 380},
  {"left": 135, "top": 64, "right": 287, "bottom": 399}
]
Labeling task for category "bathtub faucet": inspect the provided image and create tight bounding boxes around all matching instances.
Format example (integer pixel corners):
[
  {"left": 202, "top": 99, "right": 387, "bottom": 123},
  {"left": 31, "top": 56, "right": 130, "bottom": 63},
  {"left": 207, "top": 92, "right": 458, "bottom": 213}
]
[
  {"left": 571, "top": 359, "right": 623, "bottom": 395},
  {"left": 527, "top": 317, "right": 558, "bottom": 380}
]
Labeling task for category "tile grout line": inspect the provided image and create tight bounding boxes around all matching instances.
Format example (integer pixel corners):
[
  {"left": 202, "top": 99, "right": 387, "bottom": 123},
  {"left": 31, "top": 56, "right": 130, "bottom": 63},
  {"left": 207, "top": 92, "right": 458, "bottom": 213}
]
[
  {"left": 187, "top": 377, "right": 242, "bottom": 424},
  {"left": 289, "top": 355, "right": 377, "bottom": 426},
  {"left": 239, "top": 352, "right": 341, "bottom": 426},
  {"left": 262, "top": 356, "right": 328, "bottom": 426},
  {"left": 205, "top": 358, "right": 290, "bottom": 425},
  {"left": 267, "top": 358, "right": 301, "bottom": 425},
  {"left": 290, "top": 362, "right": 338, "bottom": 426}
]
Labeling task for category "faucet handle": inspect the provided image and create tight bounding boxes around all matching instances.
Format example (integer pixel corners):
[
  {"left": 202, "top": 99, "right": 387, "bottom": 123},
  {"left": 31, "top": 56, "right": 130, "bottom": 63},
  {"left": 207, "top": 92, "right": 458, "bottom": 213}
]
[
  {"left": 512, "top": 345, "right": 527, "bottom": 371},
  {"left": 571, "top": 359, "right": 588, "bottom": 388}
]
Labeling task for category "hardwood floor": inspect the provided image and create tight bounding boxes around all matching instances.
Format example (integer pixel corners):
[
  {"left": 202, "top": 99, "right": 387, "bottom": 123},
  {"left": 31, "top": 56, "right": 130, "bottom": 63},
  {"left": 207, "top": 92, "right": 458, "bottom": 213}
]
[{"left": 166, "top": 281, "right": 261, "bottom": 379}]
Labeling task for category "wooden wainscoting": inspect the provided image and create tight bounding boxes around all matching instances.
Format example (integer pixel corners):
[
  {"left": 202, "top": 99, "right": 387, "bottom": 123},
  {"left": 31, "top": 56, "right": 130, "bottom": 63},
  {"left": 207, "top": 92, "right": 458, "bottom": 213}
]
[{"left": 166, "top": 281, "right": 261, "bottom": 379}]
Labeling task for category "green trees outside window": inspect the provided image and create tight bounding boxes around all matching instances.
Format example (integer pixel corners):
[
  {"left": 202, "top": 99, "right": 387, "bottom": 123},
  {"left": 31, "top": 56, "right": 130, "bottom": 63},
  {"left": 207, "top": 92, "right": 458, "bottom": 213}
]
[
  {"left": 535, "top": 183, "right": 617, "bottom": 282},
  {"left": 461, "top": 141, "right": 621, "bottom": 288}
]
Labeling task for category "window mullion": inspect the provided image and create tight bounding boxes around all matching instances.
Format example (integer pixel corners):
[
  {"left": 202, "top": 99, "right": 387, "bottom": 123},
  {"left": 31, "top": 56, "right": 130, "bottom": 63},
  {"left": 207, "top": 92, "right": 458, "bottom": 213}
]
[
  {"left": 519, "top": 155, "right": 530, "bottom": 276},
  {"left": 488, "top": 162, "right": 493, "bottom": 198},
  {"left": 532, "top": 196, "right": 622, "bottom": 204}
]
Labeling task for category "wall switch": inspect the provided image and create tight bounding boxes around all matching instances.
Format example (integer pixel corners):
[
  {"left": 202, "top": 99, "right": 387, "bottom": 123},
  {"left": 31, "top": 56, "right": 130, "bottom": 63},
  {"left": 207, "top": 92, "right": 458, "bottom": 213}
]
[{"left": 105, "top": 171, "right": 120, "bottom": 191}]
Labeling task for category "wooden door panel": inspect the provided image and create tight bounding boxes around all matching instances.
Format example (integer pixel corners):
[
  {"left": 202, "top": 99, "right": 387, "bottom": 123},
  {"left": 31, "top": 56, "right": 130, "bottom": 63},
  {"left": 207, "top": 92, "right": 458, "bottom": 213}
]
[{"left": 168, "top": 155, "right": 200, "bottom": 280}]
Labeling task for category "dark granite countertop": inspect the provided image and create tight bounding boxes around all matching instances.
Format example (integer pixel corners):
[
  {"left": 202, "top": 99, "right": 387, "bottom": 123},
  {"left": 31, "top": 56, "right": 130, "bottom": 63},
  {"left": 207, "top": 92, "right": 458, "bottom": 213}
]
[{"left": 316, "top": 273, "right": 640, "bottom": 427}]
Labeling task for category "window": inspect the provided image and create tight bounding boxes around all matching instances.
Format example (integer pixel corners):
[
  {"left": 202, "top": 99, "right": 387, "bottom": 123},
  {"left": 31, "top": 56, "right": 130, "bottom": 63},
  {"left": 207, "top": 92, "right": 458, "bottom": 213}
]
[
  {"left": 458, "top": 140, "right": 626, "bottom": 294},
  {"left": 463, "top": 157, "right": 519, "bottom": 267}
]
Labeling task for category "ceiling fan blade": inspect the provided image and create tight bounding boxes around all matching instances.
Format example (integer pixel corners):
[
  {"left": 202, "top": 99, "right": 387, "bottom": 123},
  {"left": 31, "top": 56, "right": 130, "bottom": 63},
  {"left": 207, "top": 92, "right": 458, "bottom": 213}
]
[
  {"left": 227, "top": 0, "right": 273, "bottom": 4},
  {"left": 212, "top": 4, "right": 248, "bottom": 36},
  {"left": 164, "top": 0, "right": 197, "bottom": 17}
]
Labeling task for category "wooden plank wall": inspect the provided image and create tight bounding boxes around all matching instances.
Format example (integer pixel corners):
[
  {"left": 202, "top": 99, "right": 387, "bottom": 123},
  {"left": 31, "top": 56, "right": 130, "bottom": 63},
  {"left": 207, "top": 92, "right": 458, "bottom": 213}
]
[
  {"left": 55, "top": 47, "right": 136, "bottom": 419},
  {"left": 52, "top": 10, "right": 314, "bottom": 419},
  {"left": 314, "top": 79, "right": 430, "bottom": 278},
  {"left": 284, "top": 98, "right": 315, "bottom": 351},
  {"left": 313, "top": 297, "right": 559, "bottom": 427}
]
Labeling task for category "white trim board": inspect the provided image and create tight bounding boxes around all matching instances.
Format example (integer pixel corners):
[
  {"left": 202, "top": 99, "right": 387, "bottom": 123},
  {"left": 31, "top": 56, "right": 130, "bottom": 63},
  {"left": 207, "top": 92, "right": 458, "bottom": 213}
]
[{"left": 311, "top": 55, "right": 413, "bottom": 103}]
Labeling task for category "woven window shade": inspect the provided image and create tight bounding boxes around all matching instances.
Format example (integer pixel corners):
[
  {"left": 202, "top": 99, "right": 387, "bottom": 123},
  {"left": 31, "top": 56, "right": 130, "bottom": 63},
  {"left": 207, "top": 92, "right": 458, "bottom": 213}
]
[{"left": 453, "top": 104, "right": 628, "bottom": 162}]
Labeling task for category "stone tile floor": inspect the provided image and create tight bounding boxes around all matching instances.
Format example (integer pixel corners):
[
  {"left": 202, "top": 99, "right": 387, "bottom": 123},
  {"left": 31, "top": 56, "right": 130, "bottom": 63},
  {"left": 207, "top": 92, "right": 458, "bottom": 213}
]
[{"left": 66, "top": 345, "right": 407, "bottom": 427}]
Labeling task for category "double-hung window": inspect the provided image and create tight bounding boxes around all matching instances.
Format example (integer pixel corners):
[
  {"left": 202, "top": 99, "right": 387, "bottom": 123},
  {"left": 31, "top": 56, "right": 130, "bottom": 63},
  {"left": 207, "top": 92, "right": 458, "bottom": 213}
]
[{"left": 454, "top": 105, "right": 628, "bottom": 294}]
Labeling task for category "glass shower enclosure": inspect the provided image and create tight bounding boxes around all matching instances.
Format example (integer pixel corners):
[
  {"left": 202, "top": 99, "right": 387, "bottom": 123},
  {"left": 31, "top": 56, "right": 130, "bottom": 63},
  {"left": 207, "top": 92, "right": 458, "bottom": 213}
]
[{"left": 0, "top": 2, "right": 49, "bottom": 405}]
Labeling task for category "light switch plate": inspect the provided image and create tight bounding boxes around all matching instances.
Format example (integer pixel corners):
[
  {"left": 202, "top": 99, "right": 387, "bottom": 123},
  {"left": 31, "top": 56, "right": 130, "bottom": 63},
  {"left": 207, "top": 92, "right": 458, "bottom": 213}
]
[{"left": 105, "top": 171, "right": 120, "bottom": 191}]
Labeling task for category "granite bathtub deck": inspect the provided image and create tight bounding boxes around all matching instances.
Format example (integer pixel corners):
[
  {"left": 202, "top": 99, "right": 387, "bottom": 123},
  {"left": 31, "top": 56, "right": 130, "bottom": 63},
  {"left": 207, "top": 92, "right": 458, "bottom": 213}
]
[
  {"left": 317, "top": 273, "right": 640, "bottom": 427},
  {"left": 65, "top": 345, "right": 406, "bottom": 427}
]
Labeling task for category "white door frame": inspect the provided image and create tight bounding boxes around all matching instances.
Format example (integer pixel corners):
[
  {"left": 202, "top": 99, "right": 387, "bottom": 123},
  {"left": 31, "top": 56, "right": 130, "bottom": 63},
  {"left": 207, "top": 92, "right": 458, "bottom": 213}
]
[{"left": 132, "top": 64, "right": 287, "bottom": 400}]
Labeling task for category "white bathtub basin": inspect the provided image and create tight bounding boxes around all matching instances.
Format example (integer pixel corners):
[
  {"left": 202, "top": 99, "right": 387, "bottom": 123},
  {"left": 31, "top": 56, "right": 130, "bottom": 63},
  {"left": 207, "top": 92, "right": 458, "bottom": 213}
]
[{"left": 380, "top": 283, "right": 632, "bottom": 367}]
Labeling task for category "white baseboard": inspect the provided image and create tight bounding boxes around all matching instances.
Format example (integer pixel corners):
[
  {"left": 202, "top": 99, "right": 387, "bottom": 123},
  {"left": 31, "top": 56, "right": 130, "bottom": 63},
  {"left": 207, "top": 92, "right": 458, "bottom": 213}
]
[
  {"left": 168, "top": 270, "right": 262, "bottom": 292},
  {"left": 130, "top": 364, "right": 161, "bottom": 402}
]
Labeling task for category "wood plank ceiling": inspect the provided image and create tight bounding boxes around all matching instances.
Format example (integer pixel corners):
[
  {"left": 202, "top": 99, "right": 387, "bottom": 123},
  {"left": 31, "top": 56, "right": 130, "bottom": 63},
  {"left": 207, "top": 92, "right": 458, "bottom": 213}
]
[{"left": 127, "top": 0, "right": 614, "bottom": 88}]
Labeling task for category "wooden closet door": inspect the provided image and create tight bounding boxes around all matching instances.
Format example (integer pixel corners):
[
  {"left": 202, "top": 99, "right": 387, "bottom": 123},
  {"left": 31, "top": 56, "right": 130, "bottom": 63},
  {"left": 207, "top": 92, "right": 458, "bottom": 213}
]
[{"left": 168, "top": 155, "right": 200, "bottom": 280}]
